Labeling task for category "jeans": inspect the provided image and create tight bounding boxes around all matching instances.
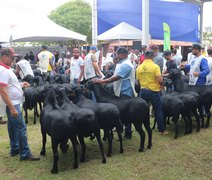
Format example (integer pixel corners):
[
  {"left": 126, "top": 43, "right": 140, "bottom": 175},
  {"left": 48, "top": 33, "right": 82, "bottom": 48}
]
[
  {"left": 6, "top": 104, "right": 31, "bottom": 160},
  {"left": 139, "top": 89, "right": 165, "bottom": 132}
]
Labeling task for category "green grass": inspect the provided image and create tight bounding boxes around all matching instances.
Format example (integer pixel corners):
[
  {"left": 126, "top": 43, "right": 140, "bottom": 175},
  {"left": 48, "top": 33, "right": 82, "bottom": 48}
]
[{"left": 0, "top": 114, "right": 211, "bottom": 180}]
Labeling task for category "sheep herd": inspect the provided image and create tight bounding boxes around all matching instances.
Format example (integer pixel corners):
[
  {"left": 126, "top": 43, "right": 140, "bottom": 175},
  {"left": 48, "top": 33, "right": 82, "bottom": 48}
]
[{"left": 22, "top": 70, "right": 211, "bottom": 174}]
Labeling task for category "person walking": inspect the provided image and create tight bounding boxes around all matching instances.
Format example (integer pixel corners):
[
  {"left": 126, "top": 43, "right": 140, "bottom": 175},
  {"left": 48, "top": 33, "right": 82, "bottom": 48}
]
[{"left": 0, "top": 47, "right": 40, "bottom": 161}]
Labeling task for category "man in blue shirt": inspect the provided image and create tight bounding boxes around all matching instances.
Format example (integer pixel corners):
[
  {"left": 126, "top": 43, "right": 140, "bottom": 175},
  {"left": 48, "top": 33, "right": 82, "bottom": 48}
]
[
  {"left": 180, "top": 43, "right": 209, "bottom": 85},
  {"left": 93, "top": 47, "right": 137, "bottom": 139}
]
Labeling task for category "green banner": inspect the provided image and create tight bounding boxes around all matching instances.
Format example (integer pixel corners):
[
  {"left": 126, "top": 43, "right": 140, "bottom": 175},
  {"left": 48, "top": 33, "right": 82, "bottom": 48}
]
[{"left": 163, "top": 22, "right": 171, "bottom": 51}]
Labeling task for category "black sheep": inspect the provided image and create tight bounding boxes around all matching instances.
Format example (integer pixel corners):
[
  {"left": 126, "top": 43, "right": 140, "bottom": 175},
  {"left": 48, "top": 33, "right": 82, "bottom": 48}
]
[{"left": 40, "top": 89, "right": 78, "bottom": 174}]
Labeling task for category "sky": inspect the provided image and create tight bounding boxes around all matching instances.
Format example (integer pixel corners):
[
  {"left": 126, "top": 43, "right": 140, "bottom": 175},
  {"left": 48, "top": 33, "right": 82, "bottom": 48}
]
[{"left": 0, "top": 0, "right": 211, "bottom": 28}]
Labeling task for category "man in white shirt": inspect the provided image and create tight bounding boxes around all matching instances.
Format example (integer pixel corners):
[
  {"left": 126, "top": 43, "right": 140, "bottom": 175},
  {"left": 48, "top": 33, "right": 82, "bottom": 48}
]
[
  {"left": 0, "top": 47, "right": 40, "bottom": 161},
  {"left": 65, "top": 48, "right": 84, "bottom": 84},
  {"left": 84, "top": 46, "right": 104, "bottom": 81},
  {"left": 16, "top": 56, "right": 34, "bottom": 80}
]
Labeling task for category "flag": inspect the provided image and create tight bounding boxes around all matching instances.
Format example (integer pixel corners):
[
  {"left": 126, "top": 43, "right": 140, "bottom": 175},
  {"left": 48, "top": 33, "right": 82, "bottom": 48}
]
[{"left": 163, "top": 22, "right": 171, "bottom": 51}]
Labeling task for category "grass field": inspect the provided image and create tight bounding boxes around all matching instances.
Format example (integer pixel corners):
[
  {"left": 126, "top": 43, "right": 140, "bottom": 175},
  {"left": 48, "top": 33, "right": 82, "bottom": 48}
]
[{"left": 0, "top": 114, "right": 211, "bottom": 180}]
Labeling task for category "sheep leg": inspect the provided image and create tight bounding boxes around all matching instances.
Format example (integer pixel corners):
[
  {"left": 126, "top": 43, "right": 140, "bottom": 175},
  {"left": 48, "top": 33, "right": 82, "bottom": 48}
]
[
  {"left": 36, "top": 104, "right": 40, "bottom": 117},
  {"left": 33, "top": 106, "right": 37, "bottom": 124},
  {"left": 183, "top": 114, "right": 190, "bottom": 134},
  {"left": 94, "top": 130, "right": 106, "bottom": 163},
  {"left": 59, "top": 139, "right": 69, "bottom": 154},
  {"left": 198, "top": 106, "right": 205, "bottom": 128},
  {"left": 152, "top": 118, "right": 156, "bottom": 130},
  {"left": 192, "top": 110, "right": 200, "bottom": 132},
  {"left": 40, "top": 126, "right": 47, "bottom": 156},
  {"left": 117, "top": 130, "right": 124, "bottom": 153},
  {"left": 143, "top": 121, "right": 152, "bottom": 149},
  {"left": 51, "top": 138, "right": 59, "bottom": 174},
  {"left": 173, "top": 117, "right": 179, "bottom": 139},
  {"left": 205, "top": 105, "right": 211, "bottom": 128},
  {"left": 70, "top": 137, "right": 78, "bottom": 169},
  {"left": 78, "top": 135, "right": 86, "bottom": 163},
  {"left": 105, "top": 129, "right": 112, "bottom": 157},
  {"left": 134, "top": 123, "right": 145, "bottom": 152},
  {"left": 23, "top": 103, "right": 28, "bottom": 124}
]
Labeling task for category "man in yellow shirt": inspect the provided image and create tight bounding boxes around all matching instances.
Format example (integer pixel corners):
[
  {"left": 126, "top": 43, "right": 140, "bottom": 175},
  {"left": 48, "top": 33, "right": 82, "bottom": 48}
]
[
  {"left": 37, "top": 45, "right": 54, "bottom": 75},
  {"left": 136, "top": 50, "right": 168, "bottom": 135}
]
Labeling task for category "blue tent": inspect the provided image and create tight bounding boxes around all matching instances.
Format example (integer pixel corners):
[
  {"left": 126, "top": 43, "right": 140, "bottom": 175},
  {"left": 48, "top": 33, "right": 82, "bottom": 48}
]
[{"left": 97, "top": 0, "right": 199, "bottom": 42}]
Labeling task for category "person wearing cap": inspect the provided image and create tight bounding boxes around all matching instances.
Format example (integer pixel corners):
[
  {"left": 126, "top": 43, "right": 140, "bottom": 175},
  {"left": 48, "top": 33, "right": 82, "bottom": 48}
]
[
  {"left": 149, "top": 44, "right": 164, "bottom": 73},
  {"left": 206, "top": 47, "right": 212, "bottom": 85},
  {"left": 37, "top": 45, "right": 54, "bottom": 75},
  {"left": 136, "top": 49, "right": 168, "bottom": 135},
  {"left": 93, "top": 47, "right": 137, "bottom": 139},
  {"left": 0, "top": 47, "right": 40, "bottom": 161},
  {"left": 180, "top": 43, "right": 210, "bottom": 85},
  {"left": 65, "top": 48, "right": 84, "bottom": 84},
  {"left": 84, "top": 45, "right": 104, "bottom": 81},
  {"left": 16, "top": 55, "right": 34, "bottom": 80},
  {"left": 162, "top": 50, "right": 177, "bottom": 76}
]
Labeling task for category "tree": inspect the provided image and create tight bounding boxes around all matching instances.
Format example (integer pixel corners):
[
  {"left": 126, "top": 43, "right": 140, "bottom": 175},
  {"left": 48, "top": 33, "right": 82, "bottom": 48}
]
[
  {"left": 49, "top": 0, "right": 92, "bottom": 47},
  {"left": 202, "top": 31, "right": 212, "bottom": 47}
]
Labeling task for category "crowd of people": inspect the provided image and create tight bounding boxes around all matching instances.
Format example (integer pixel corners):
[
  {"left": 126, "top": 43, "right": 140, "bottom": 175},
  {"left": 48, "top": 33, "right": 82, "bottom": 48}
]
[{"left": 0, "top": 42, "right": 212, "bottom": 162}]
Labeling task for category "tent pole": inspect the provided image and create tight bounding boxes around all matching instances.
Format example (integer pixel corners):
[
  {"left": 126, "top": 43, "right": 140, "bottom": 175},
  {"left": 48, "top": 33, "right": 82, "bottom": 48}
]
[
  {"left": 92, "top": 0, "right": 98, "bottom": 45},
  {"left": 142, "top": 0, "right": 150, "bottom": 47},
  {"left": 199, "top": 2, "right": 204, "bottom": 44}
]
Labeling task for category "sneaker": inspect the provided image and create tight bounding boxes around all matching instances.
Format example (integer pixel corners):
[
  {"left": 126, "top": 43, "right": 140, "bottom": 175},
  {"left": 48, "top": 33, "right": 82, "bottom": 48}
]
[
  {"left": 158, "top": 131, "right": 169, "bottom": 135},
  {"left": 21, "top": 154, "right": 40, "bottom": 161},
  {"left": 11, "top": 150, "right": 19, "bottom": 157}
]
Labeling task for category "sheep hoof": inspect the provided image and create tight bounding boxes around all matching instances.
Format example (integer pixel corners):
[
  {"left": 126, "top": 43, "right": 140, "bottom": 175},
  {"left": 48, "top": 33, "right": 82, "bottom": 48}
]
[
  {"left": 102, "top": 159, "right": 106, "bottom": 164},
  {"left": 51, "top": 168, "right": 58, "bottom": 174},
  {"left": 120, "top": 149, "right": 124, "bottom": 153},
  {"left": 196, "top": 129, "right": 200, "bottom": 132},
  {"left": 138, "top": 148, "right": 144, "bottom": 152},
  {"left": 106, "top": 153, "right": 111, "bottom": 157},
  {"left": 147, "top": 144, "right": 152, "bottom": 149},
  {"left": 40, "top": 150, "right": 46, "bottom": 156},
  {"left": 73, "top": 164, "right": 78, "bottom": 169},
  {"left": 80, "top": 157, "right": 85, "bottom": 163}
]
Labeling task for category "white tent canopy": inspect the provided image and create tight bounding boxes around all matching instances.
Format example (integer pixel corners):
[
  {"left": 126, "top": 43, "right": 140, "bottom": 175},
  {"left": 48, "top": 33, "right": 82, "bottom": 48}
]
[
  {"left": 11, "top": 15, "right": 86, "bottom": 42},
  {"left": 0, "top": 11, "right": 86, "bottom": 43},
  {"left": 98, "top": 22, "right": 147, "bottom": 41}
]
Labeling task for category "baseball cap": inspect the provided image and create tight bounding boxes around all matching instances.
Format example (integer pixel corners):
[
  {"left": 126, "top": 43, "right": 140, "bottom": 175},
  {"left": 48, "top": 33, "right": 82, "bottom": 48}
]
[
  {"left": 0, "top": 47, "right": 20, "bottom": 57},
  {"left": 192, "top": 43, "right": 202, "bottom": 51},
  {"left": 8, "top": 48, "right": 20, "bottom": 57},
  {"left": 116, "top": 47, "right": 128, "bottom": 54},
  {"left": 163, "top": 50, "right": 171, "bottom": 56},
  {"left": 90, "top": 46, "right": 98, "bottom": 51}
]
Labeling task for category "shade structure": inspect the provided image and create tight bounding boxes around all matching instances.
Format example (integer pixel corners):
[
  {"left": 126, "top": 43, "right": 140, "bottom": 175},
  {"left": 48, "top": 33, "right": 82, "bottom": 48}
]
[
  {"left": 11, "top": 16, "right": 87, "bottom": 42},
  {"left": 98, "top": 22, "right": 146, "bottom": 41},
  {"left": 0, "top": 14, "right": 86, "bottom": 43}
]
